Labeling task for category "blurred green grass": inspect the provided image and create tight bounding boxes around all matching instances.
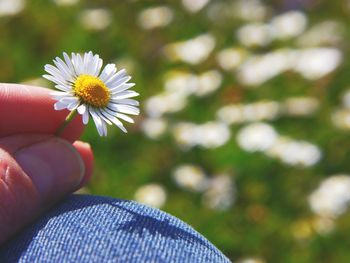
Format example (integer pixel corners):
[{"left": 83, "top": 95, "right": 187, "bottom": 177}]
[{"left": 2, "top": 0, "right": 350, "bottom": 262}]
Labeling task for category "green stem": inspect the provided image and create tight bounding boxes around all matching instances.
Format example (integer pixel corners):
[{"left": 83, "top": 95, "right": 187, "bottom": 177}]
[{"left": 55, "top": 109, "right": 78, "bottom": 136}]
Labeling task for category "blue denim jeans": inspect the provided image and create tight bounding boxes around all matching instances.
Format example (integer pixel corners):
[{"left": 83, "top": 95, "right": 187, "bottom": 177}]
[{"left": 0, "top": 195, "right": 230, "bottom": 262}]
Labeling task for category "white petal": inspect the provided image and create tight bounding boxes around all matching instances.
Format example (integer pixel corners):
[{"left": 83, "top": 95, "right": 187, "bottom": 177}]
[
  {"left": 72, "top": 53, "right": 84, "bottom": 75},
  {"left": 50, "top": 91, "right": 71, "bottom": 100},
  {"left": 108, "top": 103, "right": 140, "bottom": 115},
  {"left": 106, "top": 75, "right": 131, "bottom": 89},
  {"left": 63, "top": 52, "right": 76, "bottom": 75},
  {"left": 44, "top": 69, "right": 67, "bottom": 85},
  {"left": 77, "top": 104, "right": 86, "bottom": 115},
  {"left": 83, "top": 51, "right": 93, "bottom": 73},
  {"left": 71, "top": 53, "right": 78, "bottom": 73},
  {"left": 99, "top": 108, "right": 127, "bottom": 133},
  {"left": 43, "top": 75, "right": 70, "bottom": 89},
  {"left": 90, "top": 109, "right": 105, "bottom": 136},
  {"left": 77, "top": 53, "right": 85, "bottom": 74},
  {"left": 115, "top": 99, "right": 139, "bottom": 106},
  {"left": 52, "top": 93, "right": 74, "bottom": 101},
  {"left": 98, "top": 112, "right": 113, "bottom": 125},
  {"left": 99, "top": 64, "right": 117, "bottom": 82},
  {"left": 101, "top": 121, "right": 108, "bottom": 136},
  {"left": 44, "top": 64, "right": 69, "bottom": 81},
  {"left": 54, "top": 101, "right": 68, "bottom": 110},
  {"left": 59, "top": 96, "right": 78, "bottom": 104},
  {"left": 96, "top": 109, "right": 113, "bottom": 125},
  {"left": 104, "top": 107, "right": 118, "bottom": 116},
  {"left": 116, "top": 113, "right": 134, "bottom": 123},
  {"left": 56, "top": 84, "right": 73, "bottom": 92},
  {"left": 112, "top": 91, "right": 139, "bottom": 99},
  {"left": 111, "top": 83, "right": 136, "bottom": 93},
  {"left": 103, "top": 69, "right": 127, "bottom": 85},
  {"left": 82, "top": 107, "right": 90, "bottom": 124},
  {"left": 91, "top": 54, "right": 103, "bottom": 76},
  {"left": 50, "top": 91, "right": 68, "bottom": 96},
  {"left": 67, "top": 100, "right": 79, "bottom": 111},
  {"left": 54, "top": 57, "right": 75, "bottom": 81},
  {"left": 44, "top": 64, "right": 63, "bottom": 77}
]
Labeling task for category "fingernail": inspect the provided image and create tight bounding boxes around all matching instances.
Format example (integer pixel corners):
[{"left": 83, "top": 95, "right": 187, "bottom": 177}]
[{"left": 15, "top": 138, "right": 85, "bottom": 201}]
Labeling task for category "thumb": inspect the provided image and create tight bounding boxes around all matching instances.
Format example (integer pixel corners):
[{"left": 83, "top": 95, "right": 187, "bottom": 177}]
[{"left": 0, "top": 135, "right": 85, "bottom": 244}]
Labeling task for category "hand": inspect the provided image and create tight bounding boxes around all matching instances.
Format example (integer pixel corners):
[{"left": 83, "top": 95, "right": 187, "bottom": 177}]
[{"left": 0, "top": 83, "right": 93, "bottom": 244}]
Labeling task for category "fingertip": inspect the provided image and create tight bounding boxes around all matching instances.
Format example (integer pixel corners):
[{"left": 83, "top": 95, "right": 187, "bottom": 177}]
[{"left": 73, "top": 141, "right": 94, "bottom": 188}]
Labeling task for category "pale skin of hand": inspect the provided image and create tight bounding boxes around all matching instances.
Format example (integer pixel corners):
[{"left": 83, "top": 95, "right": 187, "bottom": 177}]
[{"left": 0, "top": 83, "right": 94, "bottom": 244}]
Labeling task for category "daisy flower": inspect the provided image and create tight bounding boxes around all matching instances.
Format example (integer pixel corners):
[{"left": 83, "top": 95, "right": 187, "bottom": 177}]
[{"left": 43, "top": 51, "right": 139, "bottom": 136}]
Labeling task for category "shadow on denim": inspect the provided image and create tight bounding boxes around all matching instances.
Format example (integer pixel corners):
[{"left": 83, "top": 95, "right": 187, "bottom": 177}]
[{"left": 112, "top": 203, "right": 211, "bottom": 249}]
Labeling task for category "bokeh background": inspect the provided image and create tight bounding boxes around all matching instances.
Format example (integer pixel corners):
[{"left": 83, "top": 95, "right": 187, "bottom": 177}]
[{"left": 1, "top": 0, "right": 350, "bottom": 262}]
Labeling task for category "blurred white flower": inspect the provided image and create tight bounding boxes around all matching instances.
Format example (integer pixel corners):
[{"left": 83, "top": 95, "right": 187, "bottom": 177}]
[
  {"left": 172, "top": 164, "right": 209, "bottom": 192},
  {"left": 80, "top": 9, "right": 111, "bottom": 31},
  {"left": 164, "top": 34, "right": 216, "bottom": 65},
  {"left": 237, "top": 23, "right": 273, "bottom": 47},
  {"left": 294, "top": 48, "right": 342, "bottom": 80},
  {"left": 217, "top": 98, "right": 318, "bottom": 125},
  {"left": 238, "top": 49, "right": 297, "bottom": 86},
  {"left": 237, "top": 122, "right": 278, "bottom": 152},
  {"left": 237, "top": 122, "right": 321, "bottom": 166},
  {"left": 173, "top": 121, "right": 231, "bottom": 149},
  {"left": 182, "top": 0, "right": 210, "bottom": 13},
  {"left": 217, "top": 104, "right": 245, "bottom": 125},
  {"left": 195, "top": 70, "right": 222, "bottom": 97},
  {"left": 267, "top": 137, "right": 321, "bottom": 167},
  {"left": 342, "top": 89, "right": 350, "bottom": 109},
  {"left": 173, "top": 122, "right": 198, "bottom": 149},
  {"left": 238, "top": 48, "right": 342, "bottom": 86},
  {"left": 216, "top": 48, "right": 248, "bottom": 71},
  {"left": 164, "top": 71, "right": 198, "bottom": 96},
  {"left": 53, "top": 0, "right": 78, "bottom": 6},
  {"left": 284, "top": 97, "right": 319, "bottom": 117},
  {"left": 251, "top": 101, "right": 281, "bottom": 121},
  {"left": 309, "top": 175, "right": 350, "bottom": 218},
  {"left": 297, "top": 21, "right": 344, "bottom": 47},
  {"left": 332, "top": 109, "right": 350, "bottom": 130},
  {"left": 137, "top": 6, "right": 173, "bottom": 30},
  {"left": 217, "top": 101, "right": 280, "bottom": 125},
  {"left": 270, "top": 11, "right": 307, "bottom": 39},
  {"left": 164, "top": 70, "right": 222, "bottom": 97},
  {"left": 202, "top": 174, "right": 235, "bottom": 211},
  {"left": 0, "top": 0, "right": 25, "bottom": 16},
  {"left": 199, "top": 122, "right": 231, "bottom": 148},
  {"left": 233, "top": 0, "right": 268, "bottom": 22},
  {"left": 134, "top": 184, "right": 167, "bottom": 208},
  {"left": 236, "top": 258, "right": 265, "bottom": 263},
  {"left": 145, "top": 91, "right": 187, "bottom": 118},
  {"left": 241, "top": 102, "right": 280, "bottom": 122},
  {"left": 141, "top": 118, "right": 167, "bottom": 139}
]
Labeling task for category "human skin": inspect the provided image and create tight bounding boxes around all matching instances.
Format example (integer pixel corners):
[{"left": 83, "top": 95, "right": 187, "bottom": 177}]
[{"left": 0, "top": 83, "right": 94, "bottom": 244}]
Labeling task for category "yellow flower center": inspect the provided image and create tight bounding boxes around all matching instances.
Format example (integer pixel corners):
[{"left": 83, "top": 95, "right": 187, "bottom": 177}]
[{"left": 73, "top": 75, "right": 111, "bottom": 108}]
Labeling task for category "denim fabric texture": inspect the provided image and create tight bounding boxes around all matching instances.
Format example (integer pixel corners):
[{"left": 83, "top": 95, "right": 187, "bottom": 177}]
[{"left": 0, "top": 194, "right": 230, "bottom": 263}]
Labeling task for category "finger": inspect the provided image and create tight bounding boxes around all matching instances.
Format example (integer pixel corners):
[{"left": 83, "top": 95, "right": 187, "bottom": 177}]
[
  {"left": 0, "top": 135, "right": 93, "bottom": 188},
  {"left": 0, "top": 83, "right": 84, "bottom": 143},
  {"left": 0, "top": 135, "right": 85, "bottom": 244}
]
